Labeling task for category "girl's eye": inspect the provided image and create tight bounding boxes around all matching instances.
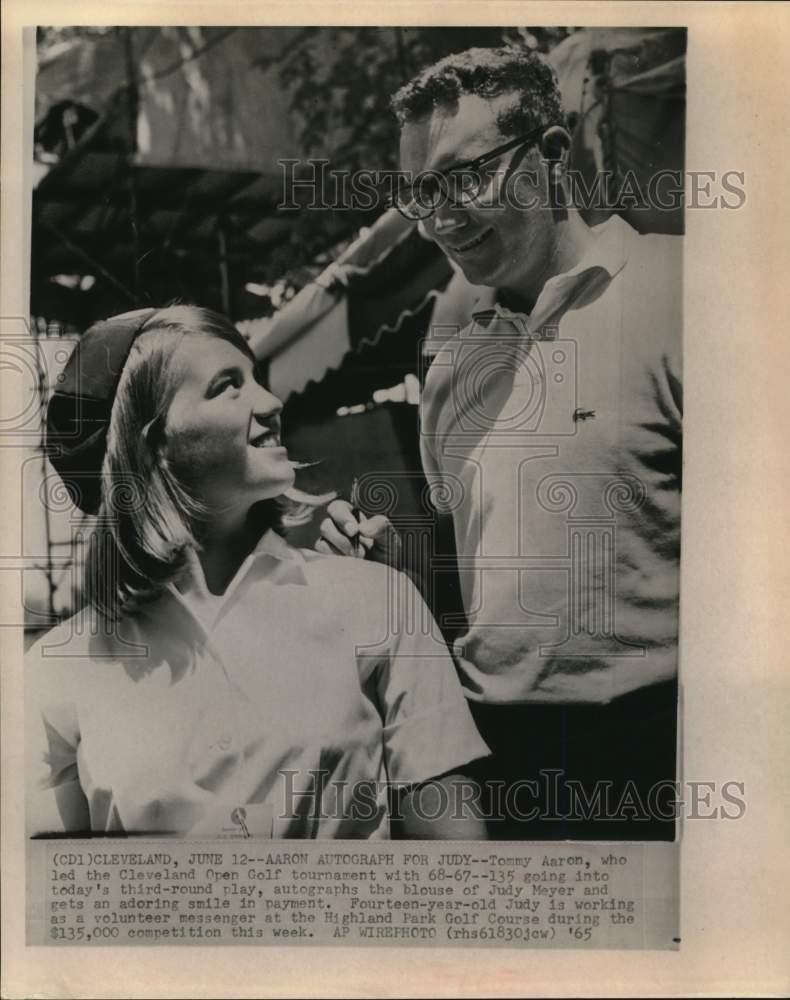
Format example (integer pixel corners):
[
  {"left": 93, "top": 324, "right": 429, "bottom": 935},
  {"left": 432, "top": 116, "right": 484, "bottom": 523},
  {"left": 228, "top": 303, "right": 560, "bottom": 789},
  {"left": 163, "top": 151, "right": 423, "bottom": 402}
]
[{"left": 210, "top": 373, "right": 242, "bottom": 397}]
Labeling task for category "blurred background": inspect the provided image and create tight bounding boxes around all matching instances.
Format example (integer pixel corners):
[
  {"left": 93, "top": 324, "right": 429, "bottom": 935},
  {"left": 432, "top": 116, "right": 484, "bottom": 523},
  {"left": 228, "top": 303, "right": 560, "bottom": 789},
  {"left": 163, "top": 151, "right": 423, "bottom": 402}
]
[{"left": 24, "top": 25, "right": 686, "bottom": 638}]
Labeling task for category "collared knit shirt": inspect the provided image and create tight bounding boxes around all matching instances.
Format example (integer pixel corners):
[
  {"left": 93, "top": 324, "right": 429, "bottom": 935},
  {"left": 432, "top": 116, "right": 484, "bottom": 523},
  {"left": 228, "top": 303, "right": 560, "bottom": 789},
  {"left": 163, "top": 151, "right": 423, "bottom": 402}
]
[{"left": 420, "top": 215, "right": 683, "bottom": 704}]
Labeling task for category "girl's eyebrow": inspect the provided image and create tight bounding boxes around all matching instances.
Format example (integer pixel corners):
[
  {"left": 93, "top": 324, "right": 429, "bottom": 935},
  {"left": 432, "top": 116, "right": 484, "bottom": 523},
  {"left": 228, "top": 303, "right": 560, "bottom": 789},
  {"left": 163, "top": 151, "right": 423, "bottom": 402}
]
[{"left": 206, "top": 365, "right": 244, "bottom": 391}]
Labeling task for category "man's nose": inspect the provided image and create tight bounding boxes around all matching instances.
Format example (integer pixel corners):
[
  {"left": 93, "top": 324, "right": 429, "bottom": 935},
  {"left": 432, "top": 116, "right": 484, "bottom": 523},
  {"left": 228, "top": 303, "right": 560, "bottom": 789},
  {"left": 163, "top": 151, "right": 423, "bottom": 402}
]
[{"left": 430, "top": 201, "right": 470, "bottom": 236}]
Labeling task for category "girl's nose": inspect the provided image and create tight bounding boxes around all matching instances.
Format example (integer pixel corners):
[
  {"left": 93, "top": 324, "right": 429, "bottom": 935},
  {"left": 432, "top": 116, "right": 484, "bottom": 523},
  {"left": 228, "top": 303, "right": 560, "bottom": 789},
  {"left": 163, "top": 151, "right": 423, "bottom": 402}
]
[{"left": 252, "top": 384, "right": 283, "bottom": 419}]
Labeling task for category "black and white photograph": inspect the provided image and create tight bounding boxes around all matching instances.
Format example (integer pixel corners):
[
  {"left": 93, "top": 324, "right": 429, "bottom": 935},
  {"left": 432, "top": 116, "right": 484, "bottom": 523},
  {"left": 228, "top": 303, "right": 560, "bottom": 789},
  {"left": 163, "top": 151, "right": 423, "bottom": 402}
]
[
  {"left": 2, "top": 3, "right": 789, "bottom": 995},
  {"left": 21, "top": 24, "right": 688, "bottom": 845}
]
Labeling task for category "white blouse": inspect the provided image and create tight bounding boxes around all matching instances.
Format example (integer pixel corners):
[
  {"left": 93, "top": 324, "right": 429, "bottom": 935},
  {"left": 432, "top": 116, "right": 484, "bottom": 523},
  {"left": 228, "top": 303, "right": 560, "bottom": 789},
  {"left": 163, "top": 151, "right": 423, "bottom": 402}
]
[{"left": 26, "top": 531, "right": 489, "bottom": 839}]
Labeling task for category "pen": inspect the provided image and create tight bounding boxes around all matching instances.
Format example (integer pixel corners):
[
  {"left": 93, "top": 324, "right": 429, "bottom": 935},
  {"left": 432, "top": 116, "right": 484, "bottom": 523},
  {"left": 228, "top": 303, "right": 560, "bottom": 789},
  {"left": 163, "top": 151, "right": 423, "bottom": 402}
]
[{"left": 350, "top": 477, "right": 366, "bottom": 557}]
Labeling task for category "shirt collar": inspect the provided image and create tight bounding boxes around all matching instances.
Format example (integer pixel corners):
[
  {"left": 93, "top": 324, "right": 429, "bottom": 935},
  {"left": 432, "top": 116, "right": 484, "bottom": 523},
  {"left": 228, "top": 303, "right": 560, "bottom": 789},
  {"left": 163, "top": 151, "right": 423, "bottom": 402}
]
[
  {"left": 165, "top": 529, "right": 307, "bottom": 634},
  {"left": 470, "top": 215, "right": 632, "bottom": 331},
  {"left": 251, "top": 527, "right": 304, "bottom": 565},
  {"left": 563, "top": 213, "right": 631, "bottom": 282}
]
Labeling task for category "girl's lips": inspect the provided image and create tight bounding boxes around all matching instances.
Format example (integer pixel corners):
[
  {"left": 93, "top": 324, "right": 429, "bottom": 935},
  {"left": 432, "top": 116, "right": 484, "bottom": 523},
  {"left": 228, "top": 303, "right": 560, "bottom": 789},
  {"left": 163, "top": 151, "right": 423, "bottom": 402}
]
[
  {"left": 251, "top": 441, "right": 290, "bottom": 464},
  {"left": 251, "top": 442, "right": 288, "bottom": 456},
  {"left": 248, "top": 415, "right": 283, "bottom": 448},
  {"left": 249, "top": 429, "right": 281, "bottom": 448}
]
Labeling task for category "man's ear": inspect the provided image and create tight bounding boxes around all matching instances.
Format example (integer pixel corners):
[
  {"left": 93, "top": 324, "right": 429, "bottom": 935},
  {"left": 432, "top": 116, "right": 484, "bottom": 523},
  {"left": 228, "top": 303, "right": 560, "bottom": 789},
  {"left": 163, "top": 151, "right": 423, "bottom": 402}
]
[
  {"left": 540, "top": 126, "right": 572, "bottom": 221},
  {"left": 540, "top": 125, "right": 572, "bottom": 173}
]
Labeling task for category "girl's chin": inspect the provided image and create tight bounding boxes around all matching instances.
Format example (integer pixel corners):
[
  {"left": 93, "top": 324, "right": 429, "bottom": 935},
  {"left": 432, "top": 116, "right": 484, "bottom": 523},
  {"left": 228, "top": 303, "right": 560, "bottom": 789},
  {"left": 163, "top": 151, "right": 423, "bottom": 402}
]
[{"left": 259, "top": 467, "right": 297, "bottom": 497}]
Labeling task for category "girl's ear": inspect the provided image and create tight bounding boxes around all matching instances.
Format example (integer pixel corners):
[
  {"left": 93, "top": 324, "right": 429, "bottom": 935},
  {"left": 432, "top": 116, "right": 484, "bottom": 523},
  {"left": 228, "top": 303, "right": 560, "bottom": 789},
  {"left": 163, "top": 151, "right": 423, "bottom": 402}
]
[
  {"left": 141, "top": 413, "right": 174, "bottom": 479},
  {"left": 142, "top": 413, "right": 165, "bottom": 452}
]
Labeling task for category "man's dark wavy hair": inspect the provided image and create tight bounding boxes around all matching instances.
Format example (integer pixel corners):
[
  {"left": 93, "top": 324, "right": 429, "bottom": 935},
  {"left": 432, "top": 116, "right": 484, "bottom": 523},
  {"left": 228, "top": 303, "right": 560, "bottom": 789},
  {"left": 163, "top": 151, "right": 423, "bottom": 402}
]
[{"left": 391, "top": 46, "right": 565, "bottom": 136}]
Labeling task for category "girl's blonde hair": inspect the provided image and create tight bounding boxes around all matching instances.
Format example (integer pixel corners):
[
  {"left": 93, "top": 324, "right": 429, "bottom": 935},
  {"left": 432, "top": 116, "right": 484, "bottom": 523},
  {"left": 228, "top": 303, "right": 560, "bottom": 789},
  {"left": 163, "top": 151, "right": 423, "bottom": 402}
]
[{"left": 85, "top": 305, "right": 331, "bottom": 618}]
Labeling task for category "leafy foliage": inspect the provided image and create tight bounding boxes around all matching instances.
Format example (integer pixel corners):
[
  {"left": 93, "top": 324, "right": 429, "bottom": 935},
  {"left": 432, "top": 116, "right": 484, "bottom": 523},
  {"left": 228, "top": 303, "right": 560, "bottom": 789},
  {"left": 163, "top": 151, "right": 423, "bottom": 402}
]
[
  {"left": 253, "top": 27, "right": 512, "bottom": 285},
  {"left": 258, "top": 28, "right": 581, "bottom": 284}
]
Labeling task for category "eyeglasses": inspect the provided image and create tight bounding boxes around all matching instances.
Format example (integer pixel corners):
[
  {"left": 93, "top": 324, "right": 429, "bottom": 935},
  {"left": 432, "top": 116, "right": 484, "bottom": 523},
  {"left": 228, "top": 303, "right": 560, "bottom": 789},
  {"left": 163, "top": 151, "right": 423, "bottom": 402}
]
[{"left": 392, "top": 123, "right": 552, "bottom": 222}]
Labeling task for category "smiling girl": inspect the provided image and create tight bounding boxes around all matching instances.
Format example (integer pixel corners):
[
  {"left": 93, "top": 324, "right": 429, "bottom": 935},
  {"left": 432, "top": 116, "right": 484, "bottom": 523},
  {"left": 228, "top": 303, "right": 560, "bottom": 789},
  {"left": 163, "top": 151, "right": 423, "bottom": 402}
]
[{"left": 26, "top": 306, "right": 488, "bottom": 839}]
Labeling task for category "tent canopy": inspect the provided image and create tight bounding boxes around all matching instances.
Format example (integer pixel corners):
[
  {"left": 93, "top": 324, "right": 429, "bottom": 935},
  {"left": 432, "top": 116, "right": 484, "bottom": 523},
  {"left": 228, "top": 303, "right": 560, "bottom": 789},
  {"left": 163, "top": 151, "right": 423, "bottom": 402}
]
[
  {"left": 550, "top": 27, "right": 686, "bottom": 233},
  {"left": 36, "top": 27, "right": 310, "bottom": 171},
  {"left": 32, "top": 27, "right": 386, "bottom": 325}
]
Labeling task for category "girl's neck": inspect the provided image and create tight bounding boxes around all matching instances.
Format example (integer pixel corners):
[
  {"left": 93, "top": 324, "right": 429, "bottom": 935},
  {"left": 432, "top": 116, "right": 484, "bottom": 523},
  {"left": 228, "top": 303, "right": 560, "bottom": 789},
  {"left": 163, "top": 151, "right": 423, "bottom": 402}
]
[{"left": 196, "top": 502, "right": 276, "bottom": 596}]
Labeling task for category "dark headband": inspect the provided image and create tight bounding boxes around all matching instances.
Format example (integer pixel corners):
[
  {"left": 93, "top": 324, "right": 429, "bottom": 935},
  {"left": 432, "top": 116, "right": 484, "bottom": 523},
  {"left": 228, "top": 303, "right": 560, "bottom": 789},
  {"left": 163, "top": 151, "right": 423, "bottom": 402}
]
[{"left": 45, "top": 308, "right": 158, "bottom": 514}]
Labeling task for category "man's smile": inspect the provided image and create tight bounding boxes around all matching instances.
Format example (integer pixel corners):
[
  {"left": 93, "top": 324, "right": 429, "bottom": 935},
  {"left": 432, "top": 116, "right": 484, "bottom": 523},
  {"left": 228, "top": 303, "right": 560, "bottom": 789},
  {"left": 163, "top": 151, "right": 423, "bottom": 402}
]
[{"left": 447, "top": 228, "right": 494, "bottom": 254}]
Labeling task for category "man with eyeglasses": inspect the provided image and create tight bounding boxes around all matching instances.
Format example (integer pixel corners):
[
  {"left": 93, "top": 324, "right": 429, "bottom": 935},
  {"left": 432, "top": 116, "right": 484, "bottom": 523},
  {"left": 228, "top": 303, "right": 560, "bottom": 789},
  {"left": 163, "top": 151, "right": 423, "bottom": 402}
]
[{"left": 318, "top": 46, "right": 682, "bottom": 840}]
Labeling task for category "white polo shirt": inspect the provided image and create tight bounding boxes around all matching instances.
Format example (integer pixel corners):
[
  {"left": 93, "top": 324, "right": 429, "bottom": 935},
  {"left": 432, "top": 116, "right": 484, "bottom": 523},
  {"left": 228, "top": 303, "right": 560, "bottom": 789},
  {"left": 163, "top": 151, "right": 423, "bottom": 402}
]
[
  {"left": 420, "top": 216, "right": 683, "bottom": 705},
  {"left": 26, "top": 530, "right": 489, "bottom": 838}
]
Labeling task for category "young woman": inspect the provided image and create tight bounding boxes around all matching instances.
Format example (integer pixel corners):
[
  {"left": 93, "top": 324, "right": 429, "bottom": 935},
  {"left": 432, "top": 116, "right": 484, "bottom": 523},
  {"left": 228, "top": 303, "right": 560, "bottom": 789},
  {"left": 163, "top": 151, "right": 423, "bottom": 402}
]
[{"left": 26, "top": 306, "right": 489, "bottom": 839}]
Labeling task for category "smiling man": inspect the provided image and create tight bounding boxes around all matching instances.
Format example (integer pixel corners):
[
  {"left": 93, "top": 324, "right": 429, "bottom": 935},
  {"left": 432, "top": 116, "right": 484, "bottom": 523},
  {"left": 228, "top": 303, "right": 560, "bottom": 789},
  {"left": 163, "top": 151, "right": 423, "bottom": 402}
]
[
  {"left": 320, "top": 46, "right": 683, "bottom": 839},
  {"left": 396, "top": 78, "right": 588, "bottom": 302}
]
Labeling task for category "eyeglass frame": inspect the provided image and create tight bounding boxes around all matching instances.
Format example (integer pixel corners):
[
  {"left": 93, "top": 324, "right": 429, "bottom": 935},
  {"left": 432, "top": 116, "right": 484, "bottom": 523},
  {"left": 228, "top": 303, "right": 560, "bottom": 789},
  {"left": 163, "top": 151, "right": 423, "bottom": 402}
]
[{"left": 392, "top": 121, "right": 561, "bottom": 221}]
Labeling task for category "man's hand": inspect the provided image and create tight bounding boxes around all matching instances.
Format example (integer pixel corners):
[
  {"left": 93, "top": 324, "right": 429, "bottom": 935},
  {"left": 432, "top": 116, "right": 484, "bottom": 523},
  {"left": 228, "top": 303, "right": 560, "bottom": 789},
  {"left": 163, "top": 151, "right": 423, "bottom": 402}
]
[{"left": 315, "top": 499, "right": 402, "bottom": 568}]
